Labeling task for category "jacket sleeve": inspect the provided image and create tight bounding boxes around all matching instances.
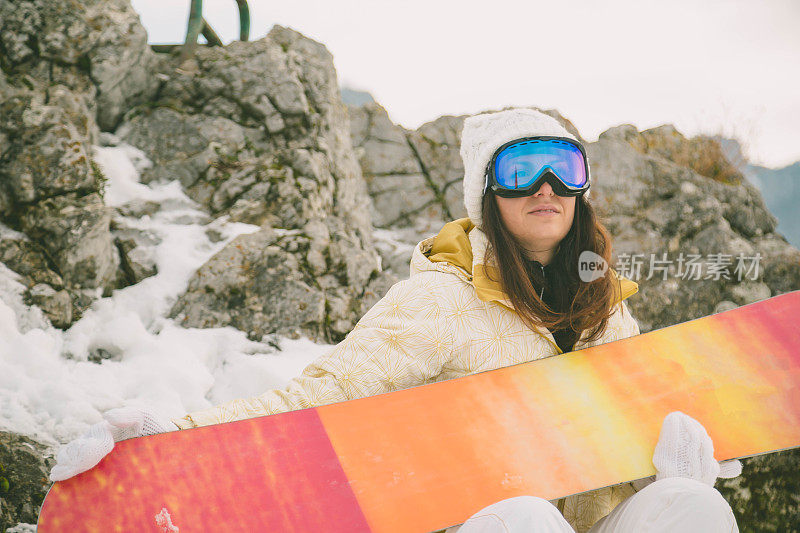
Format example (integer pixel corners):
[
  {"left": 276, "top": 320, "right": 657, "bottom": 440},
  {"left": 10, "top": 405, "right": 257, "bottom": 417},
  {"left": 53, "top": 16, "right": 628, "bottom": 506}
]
[{"left": 172, "top": 272, "right": 455, "bottom": 429}]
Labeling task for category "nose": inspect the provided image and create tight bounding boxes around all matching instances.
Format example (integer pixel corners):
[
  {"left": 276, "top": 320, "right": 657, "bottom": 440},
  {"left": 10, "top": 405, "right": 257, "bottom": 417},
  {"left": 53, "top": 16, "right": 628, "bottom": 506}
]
[{"left": 533, "top": 181, "right": 555, "bottom": 196}]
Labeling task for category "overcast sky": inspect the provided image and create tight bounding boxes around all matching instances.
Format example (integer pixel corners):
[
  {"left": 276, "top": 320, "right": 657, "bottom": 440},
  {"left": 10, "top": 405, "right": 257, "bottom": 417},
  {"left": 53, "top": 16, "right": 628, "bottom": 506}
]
[{"left": 130, "top": 0, "right": 799, "bottom": 169}]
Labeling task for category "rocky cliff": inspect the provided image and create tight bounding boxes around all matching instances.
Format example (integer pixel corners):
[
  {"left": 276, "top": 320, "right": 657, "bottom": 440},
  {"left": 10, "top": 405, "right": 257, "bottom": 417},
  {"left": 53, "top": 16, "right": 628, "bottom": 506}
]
[
  {"left": 1, "top": 0, "right": 799, "bottom": 530},
  {"left": 0, "top": 0, "right": 395, "bottom": 345}
]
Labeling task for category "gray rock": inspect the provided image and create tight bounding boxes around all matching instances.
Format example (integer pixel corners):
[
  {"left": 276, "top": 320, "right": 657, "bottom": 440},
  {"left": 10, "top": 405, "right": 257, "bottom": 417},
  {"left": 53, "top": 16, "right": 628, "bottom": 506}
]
[
  {"left": 713, "top": 300, "right": 738, "bottom": 314},
  {"left": 25, "top": 283, "right": 72, "bottom": 328},
  {"left": 0, "top": 0, "right": 161, "bottom": 326},
  {"left": 116, "top": 108, "right": 250, "bottom": 193},
  {"left": 718, "top": 449, "right": 800, "bottom": 532},
  {"left": 171, "top": 216, "right": 390, "bottom": 342},
  {"left": 0, "top": 235, "right": 64, "bottom": 290},
  {"left": 117, "top": 26, "right": 376, "bottom": 239},
  {"left": 114, "top": 199, "right": 161, "bottom": 219},
  {"left": 0, "top": 190, "right": 117, "bottom": 326},
  {"left": 584, "top": 139, "right": 656, "bottom": 215},
  {"left": 0, "top": 86, "right": 98, "bottom": 205},
  {"left": 719, "top": 179, "right": 777, "bottom": 238},
  {"left": 81, "top": 0, "right": 161, "bottom": 130},
  {"left": 0, "top": 431, "right": 54, "bottom": 531},
  {"left": 611, "top": 123, "right": 745, "bottom": 185},
  {"left": 752, "top": 233, "right": 800, "bottom": 296},
  {"left": 585, "top": 123, "right": 800, "bottom": 332},
  {"left": 346, "top": 103, "right": 455, "bottom": 247},
  {"left": 110, "top": 25, "right": 389, "bottom": 342},
  {"left": 409, "top": 114, "right": 469, "bottom": 221},
  {"left": 170, "top": 227, "right": 327, "bottom": 341},
  {"left": 369, "top": 174, "right": 438, "bottom": 227},
  {"left": 726, "top": 281, "right": 771, "bottom": 306},
  {"left": 688, "top": 218, "right": 755, "bottom": 258},
  {"left": 373, "top": 230, "right": 417, "bottom": 279},
  {"left": 18, "top": 192, "right": 118, "bottom": 293},
  {"left": 0, "top": 0, "right": 159, "bottom": 131},
  {"left": 112, "top": 222, "right": 160, "bottom": 286}
]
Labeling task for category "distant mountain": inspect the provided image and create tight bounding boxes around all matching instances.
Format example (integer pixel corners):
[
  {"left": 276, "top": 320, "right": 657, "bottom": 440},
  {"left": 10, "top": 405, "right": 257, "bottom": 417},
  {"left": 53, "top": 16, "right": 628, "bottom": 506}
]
[
  {"left": 340, "top": 87, "right": 375, "bottom": 106},
  {"left": 745, "top": 161, "right": 800, "bottom": 248},
  {"left": 715, "top": 137, "right": 800, "bottom": 249}
]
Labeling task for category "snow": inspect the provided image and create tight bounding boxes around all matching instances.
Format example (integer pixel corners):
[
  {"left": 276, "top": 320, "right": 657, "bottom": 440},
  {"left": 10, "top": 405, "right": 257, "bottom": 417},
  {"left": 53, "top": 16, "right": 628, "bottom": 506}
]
[
  {"left": 0, "top": 143, "right": 333, "bottom": 447},
  {"left": 92, "top": 143, "right": 155, "bottom": 207},
  {"left": 5, "top": 524, "right": 36, "bottom": 533},
  {"left": 372, "top": 228, "right": 417, "bottom": 255}
]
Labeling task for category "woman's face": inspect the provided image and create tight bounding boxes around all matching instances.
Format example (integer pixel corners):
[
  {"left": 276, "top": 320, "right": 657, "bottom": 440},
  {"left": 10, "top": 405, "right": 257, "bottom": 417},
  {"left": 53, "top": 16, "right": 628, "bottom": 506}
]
[{"left": 495, "top": 181, "right": 576, "bottom": 264}]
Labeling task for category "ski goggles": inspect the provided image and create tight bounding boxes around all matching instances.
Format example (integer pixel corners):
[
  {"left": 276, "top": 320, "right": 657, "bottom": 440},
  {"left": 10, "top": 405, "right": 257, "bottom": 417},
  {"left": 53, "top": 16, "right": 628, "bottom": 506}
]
[{"left": 486, "top": 136, "right": 590, "bottom": 197}]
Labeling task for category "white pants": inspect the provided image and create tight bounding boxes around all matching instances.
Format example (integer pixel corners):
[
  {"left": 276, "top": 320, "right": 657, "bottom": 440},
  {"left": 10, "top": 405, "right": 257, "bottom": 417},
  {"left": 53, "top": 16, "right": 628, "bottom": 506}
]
[{"left": 454, "top": 478, "right": 739, "bottom": 533}]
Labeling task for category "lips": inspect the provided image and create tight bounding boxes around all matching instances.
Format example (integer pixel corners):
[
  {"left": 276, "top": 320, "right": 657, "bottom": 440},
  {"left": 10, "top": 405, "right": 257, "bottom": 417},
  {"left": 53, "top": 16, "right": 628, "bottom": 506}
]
[{"left": 529, "top": 204, "right": 560, "bottom": 214}]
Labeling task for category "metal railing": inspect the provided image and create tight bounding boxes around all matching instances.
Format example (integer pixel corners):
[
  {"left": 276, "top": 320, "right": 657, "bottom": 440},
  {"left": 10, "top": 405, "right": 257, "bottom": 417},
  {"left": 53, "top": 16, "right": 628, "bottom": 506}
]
[{"left": 149, "top": 0, "right": 250, "bottom": 64}]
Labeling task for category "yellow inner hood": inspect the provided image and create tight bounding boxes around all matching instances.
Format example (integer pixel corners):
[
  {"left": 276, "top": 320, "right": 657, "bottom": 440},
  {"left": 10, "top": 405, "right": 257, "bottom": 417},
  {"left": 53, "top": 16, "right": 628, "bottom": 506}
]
[{"left": 426, "top": 218, "right": 638, "bottom": 306}]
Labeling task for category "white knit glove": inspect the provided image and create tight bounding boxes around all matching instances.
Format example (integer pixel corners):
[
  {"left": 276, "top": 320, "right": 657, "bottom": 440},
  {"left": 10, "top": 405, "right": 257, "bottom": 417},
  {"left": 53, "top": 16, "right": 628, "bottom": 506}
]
[
  {"left": 652, "top": 411, "right": 742, "bottom": 487},
  {"left": 50, "top": 407, "right": 178, "bottom": 482}
]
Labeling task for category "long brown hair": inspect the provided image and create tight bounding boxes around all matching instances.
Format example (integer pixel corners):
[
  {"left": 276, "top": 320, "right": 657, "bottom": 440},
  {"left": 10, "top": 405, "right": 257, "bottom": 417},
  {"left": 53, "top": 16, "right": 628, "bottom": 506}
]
[{"left": 481, "top": 190, "right": 616, "bottom": 344}]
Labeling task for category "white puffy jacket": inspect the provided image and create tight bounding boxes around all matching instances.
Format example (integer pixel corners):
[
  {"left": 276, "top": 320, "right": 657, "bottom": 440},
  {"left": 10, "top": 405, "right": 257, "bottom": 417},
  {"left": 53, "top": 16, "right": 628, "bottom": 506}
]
[{"left": 174, "top": 218, "right": 642, "bottom": 532}]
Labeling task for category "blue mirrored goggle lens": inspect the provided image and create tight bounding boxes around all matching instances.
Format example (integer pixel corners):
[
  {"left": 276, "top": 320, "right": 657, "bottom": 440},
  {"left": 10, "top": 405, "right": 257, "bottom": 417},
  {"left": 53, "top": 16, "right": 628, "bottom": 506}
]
[{"left": 493, "top": 140, "right": 587, "bottom": 190}]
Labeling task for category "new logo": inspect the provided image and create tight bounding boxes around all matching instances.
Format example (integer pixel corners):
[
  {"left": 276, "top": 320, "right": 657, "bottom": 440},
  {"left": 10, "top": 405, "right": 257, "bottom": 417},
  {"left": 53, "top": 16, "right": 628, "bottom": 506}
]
[{"left": 578, "top": 251, "right": 608, "bottom": 282}]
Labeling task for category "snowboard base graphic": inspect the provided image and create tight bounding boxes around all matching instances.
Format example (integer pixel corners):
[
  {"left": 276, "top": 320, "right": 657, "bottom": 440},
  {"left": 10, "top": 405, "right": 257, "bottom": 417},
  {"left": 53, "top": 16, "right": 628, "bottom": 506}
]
[{"left": 38, "top": 291, "right": 800, "bottom": 532}]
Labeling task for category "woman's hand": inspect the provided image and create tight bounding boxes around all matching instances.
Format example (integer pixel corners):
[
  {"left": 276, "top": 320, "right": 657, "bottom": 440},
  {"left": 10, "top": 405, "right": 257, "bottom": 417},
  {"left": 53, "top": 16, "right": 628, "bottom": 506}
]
[
  {"left": 653, "top": 411, "right": 742, "bottom": 486},
  {"left": 49, "top": 407, "right": 178, "bottom": 482}
]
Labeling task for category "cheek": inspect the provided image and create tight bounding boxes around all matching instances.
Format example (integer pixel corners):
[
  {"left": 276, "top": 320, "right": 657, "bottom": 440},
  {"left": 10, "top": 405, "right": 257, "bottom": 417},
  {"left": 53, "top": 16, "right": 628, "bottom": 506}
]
[
  {"left": 496, "top": 197, "right": 527, "bottom": 230},
  {"left": 562, "top": 199, "right": 576, "bottom": 228},
  {"left": 566, "top": 198, "right": 577, "bottom": 216}
]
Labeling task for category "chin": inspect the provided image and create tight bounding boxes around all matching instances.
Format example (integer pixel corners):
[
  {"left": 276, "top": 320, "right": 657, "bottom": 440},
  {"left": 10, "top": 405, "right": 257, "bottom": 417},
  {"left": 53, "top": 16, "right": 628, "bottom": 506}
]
[
  {"left": 526, "top": 230, "right": 564, "bottom": 244},
  {"left": 528, "top": 221, "right": 566, "bottom": 235}
]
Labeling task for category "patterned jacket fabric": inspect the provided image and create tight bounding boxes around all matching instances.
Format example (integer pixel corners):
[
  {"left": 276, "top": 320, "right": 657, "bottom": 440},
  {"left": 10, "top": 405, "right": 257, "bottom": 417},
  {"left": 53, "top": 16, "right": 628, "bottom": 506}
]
[{"left": 173, "top": 218, "right": 642, "bottom": 532}]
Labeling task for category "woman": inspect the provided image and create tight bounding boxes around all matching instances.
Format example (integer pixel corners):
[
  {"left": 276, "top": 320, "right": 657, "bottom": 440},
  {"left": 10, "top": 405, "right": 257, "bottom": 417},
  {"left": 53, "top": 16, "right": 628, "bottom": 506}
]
[{"left": 51, "top": 108, "right": 740, "bottom": 532}]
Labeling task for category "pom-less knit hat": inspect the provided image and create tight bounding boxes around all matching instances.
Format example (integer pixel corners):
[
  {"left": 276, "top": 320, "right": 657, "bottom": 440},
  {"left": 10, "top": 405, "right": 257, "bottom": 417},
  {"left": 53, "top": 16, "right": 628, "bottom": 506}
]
[{"left": 460, "top": 108, "right": 591, "bottom": 227}]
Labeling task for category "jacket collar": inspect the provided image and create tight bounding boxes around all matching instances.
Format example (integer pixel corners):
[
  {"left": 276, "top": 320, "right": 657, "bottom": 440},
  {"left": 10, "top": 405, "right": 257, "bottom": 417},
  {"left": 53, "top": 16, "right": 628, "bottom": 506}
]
[
  {"left": 410, "top": 218, "right": 638, "bottom": 354},
  {"left": 417, "top": 218, "right": 638, "bottom": 307}
]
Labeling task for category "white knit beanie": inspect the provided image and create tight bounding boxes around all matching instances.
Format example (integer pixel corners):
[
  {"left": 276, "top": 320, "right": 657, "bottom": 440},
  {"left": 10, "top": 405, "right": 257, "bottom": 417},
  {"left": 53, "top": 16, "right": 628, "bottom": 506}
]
[{"left": 460, "top": 108, "right": 591, "bottom": 227}]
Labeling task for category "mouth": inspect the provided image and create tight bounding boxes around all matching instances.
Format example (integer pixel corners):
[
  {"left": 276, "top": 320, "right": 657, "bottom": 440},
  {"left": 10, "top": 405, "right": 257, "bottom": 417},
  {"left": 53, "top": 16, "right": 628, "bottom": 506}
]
[{"left": 529, "top": 205, "right": 560, "bottom": 215}]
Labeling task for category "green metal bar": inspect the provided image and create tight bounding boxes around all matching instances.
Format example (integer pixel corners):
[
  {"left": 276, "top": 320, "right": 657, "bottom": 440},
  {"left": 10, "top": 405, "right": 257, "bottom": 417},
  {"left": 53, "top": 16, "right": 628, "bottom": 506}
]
[
  {"left": 150, "top": 44, "right": 180, "bottom": 54},
  {"left": 201, "top": 18, "right": 223, "bottom": 47},
  {"left": 235, "top": 0, "right": 250, "bottom": 42},
  {"left": 179, "top": 0, "right": 204, "bottom": 64}
]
